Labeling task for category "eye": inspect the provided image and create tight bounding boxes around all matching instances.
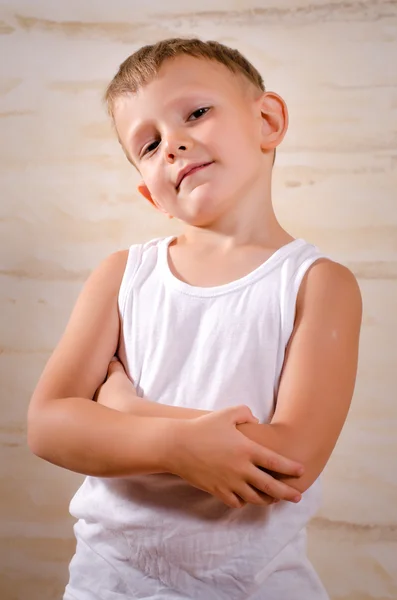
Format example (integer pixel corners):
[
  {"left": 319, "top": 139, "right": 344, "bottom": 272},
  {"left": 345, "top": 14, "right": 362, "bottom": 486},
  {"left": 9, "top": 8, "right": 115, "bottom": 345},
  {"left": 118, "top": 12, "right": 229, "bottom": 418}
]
[
  {"left": 188, "top": 107, "right": 210, "bottom": 121},
  {"left": 142, "top": 139, "right": 160, "bottom": 157}
]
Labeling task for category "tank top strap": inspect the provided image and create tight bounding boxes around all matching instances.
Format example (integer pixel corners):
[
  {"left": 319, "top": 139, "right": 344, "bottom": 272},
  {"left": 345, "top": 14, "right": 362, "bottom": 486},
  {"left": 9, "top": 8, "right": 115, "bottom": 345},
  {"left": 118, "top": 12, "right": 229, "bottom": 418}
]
[
  {"left": 118, "top": 237, "right": 169, "bottom": 320},
  {"left": 118, "top": 245, "right": 142, "bottom": 320},
  {"left": 279, "top": 242, "right": 330, "bottom": 350}
]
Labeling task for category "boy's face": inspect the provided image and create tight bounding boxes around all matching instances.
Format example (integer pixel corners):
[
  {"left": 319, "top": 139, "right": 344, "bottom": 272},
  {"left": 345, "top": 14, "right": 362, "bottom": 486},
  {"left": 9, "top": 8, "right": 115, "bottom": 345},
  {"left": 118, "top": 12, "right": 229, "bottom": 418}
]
[{"left": 113, "top": 55, "right": 284, "bottom": 227}]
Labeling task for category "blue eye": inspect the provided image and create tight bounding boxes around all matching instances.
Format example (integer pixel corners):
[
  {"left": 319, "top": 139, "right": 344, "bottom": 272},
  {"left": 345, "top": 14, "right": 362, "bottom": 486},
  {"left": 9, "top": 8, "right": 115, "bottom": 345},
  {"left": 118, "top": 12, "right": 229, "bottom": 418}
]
[{"left": 188, "top": 107, "right": 210, "bottom": 120}]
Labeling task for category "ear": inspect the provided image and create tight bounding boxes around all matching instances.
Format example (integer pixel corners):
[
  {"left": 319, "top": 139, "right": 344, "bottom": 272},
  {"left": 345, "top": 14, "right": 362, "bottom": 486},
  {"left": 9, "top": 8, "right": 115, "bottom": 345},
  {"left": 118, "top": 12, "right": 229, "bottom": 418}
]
[
  {"left": 137, "top": 180, "right": 156, "bottom": 207},
  {"left": 257, "top": 91, "right": 289, "bottom": 151},
  {"left": 137, "top": 181, "right": 167, "bottom": 214}
]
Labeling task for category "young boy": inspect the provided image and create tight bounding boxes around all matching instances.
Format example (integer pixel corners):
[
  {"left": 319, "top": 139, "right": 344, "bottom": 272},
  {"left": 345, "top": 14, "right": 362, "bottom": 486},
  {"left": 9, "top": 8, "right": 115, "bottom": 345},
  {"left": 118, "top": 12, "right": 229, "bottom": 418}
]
[{"left": 28, "top": 38, "right": 362, "bottom": 600}]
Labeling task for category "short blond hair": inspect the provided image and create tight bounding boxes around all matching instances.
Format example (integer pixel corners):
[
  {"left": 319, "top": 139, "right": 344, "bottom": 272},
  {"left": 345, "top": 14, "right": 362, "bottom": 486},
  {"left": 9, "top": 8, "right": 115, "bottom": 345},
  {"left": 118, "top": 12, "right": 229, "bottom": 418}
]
[{"left": 105, "top": 37, "right": 265, "bottom": 117}]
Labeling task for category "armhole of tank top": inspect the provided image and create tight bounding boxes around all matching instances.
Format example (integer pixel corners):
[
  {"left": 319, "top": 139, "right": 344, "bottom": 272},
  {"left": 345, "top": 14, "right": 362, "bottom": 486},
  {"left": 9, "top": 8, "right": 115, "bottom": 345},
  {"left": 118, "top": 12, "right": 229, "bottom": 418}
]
[
  {"left": 281, "top": 251, "right": 330, "bottom": 350},
  {"left": 118, "top": 245, "right": 143, "bottom": 322}
]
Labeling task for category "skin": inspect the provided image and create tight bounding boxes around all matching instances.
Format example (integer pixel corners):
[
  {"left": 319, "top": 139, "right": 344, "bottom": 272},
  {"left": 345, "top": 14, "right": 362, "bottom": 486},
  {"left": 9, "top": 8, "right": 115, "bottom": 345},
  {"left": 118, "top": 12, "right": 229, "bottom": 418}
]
[{"left": 28, "top": 55, "right": 362, "bottom": 510}]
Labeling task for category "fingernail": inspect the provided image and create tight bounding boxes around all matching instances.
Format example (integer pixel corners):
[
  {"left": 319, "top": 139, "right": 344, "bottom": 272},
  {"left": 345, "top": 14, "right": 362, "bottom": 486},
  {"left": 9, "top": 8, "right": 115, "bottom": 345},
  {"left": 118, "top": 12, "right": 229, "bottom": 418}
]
[{"left": 293, "top": 495, "right": 301, "bottom": 503}]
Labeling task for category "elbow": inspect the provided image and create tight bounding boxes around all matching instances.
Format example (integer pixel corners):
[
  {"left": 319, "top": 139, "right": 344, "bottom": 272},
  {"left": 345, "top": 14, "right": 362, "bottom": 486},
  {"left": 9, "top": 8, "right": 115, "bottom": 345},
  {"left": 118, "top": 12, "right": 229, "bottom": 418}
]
[
  {"left": 269, "top": 423, "right": 324, "bottom": 493},
  {"left": 289, "top": 451, "right": 327, "bottom": 494},
  {"left": 289, "top": 464, "right": 320, "bottom": 494},
  {"left": 286, "top": 436, "right": 332, "bottom": 493},
  {"left": 26, "top": 398, "right": 53, "bottom": 459},
  {"left": 27, "top": 408, "right": 46, "bottom": 458}
]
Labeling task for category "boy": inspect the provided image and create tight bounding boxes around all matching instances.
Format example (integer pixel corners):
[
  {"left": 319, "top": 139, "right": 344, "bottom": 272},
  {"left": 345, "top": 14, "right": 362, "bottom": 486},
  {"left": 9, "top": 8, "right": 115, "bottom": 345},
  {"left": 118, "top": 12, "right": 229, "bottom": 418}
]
[{"left": 28, "top": 38, "right": 362, "bottom": 599}]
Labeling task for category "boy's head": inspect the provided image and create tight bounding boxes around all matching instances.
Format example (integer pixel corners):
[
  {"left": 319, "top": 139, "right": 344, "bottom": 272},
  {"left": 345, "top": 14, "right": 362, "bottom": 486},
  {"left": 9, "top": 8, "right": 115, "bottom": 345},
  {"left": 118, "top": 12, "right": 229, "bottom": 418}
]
[{"left": 105, "top": 38, "right": 288, "bottom": 227}]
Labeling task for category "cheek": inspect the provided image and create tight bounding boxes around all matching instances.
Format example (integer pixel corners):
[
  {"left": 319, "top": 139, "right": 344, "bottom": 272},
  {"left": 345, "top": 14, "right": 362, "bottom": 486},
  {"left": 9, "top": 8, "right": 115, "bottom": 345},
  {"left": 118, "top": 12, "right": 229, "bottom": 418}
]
[
  {"left": 144, "top": 168, "right": 175, "bottom": 208},
  {"left": 214, "top": 119, "right": 257, "bottom": 159},
  {"left": 142, "top": 166, "right": 166, "bottom": 192}
]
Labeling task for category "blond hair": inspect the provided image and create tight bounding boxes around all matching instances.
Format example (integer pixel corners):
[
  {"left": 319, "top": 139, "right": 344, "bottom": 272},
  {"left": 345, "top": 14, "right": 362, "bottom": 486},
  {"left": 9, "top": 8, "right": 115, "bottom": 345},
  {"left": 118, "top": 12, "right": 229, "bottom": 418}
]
[{"left": 105, "top": 37, "right": 265, "bottom": 117}]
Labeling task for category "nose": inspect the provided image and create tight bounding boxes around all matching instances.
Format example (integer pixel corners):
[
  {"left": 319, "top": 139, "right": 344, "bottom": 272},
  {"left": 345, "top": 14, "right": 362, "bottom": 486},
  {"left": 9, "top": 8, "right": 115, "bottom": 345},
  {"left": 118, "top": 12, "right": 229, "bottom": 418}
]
[{"left": 163, "top": 131, "right": 191, "bottom": 163}]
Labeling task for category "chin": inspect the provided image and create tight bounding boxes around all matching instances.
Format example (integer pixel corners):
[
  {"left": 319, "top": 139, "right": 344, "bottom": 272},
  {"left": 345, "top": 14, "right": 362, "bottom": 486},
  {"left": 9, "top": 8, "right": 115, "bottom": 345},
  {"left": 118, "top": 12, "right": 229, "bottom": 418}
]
[
  {"left": 183, "top": 205, "right": 227, "bottom": 229},
  {"left": 180, "top": 212, "right": 213, "bottom": 228},
  {"left": 181, "top": 187, "right": 227, "bottom": 222}
]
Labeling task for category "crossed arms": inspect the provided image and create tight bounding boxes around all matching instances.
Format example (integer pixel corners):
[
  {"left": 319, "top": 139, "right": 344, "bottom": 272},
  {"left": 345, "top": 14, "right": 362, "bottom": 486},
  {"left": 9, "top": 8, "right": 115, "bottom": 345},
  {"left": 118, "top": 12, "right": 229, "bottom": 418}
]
[{"left": 27, "top": 249, "right": 362, "bottom": 508}]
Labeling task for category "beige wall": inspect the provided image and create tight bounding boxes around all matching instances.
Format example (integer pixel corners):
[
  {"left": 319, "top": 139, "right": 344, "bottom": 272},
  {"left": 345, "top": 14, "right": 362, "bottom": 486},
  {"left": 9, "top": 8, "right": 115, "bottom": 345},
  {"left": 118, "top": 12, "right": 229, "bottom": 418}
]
[{"left": 1, "top": 2, "right": 396, "bottom": 599}]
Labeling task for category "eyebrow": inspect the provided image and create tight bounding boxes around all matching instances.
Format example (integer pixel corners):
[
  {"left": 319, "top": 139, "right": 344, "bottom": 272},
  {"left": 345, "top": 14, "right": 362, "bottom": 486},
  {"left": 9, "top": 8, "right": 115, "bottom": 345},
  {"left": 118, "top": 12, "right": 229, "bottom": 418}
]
[{"left": 128, "top": 121, "right": 155, "bottom": 156}]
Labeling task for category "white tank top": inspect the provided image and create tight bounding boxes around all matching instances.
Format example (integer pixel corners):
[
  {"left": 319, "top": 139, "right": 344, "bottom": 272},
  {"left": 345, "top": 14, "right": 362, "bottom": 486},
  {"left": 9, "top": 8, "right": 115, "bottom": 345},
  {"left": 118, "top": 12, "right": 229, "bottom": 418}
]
[{"left": 66, "top": 236, "right": 330, "bottom": 600}]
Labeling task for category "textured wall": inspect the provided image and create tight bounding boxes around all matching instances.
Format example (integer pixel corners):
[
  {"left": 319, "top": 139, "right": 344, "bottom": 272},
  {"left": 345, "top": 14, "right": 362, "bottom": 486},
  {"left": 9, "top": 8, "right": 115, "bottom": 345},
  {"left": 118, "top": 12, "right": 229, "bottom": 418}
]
[{"left": 1, "top": 1, "right": 396, "bottom": 599}]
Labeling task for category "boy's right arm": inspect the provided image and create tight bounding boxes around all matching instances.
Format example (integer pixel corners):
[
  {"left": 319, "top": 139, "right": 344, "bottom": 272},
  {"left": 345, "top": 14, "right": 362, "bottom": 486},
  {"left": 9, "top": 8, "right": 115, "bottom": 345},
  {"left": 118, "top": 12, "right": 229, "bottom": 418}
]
[{"left": 27, "top": 250, "right": 181, "bottom": 478}]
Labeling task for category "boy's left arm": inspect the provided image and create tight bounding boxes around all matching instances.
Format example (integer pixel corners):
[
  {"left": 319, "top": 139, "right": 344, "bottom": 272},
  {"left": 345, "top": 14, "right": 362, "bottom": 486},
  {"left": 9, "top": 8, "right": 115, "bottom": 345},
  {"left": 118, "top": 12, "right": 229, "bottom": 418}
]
[{"left": 238, "top": 259, "right": 362, "bottom": 493}]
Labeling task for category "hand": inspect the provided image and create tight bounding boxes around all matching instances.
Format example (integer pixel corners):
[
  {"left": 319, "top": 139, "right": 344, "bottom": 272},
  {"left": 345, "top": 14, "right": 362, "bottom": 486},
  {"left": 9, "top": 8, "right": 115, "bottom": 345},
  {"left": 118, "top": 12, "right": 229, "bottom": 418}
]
[
  {"left": 168, "top": 405, "right": 304, "bottom": 509},
  {"left": 95, "top": 357, "right": 138, "bottom": 412}
]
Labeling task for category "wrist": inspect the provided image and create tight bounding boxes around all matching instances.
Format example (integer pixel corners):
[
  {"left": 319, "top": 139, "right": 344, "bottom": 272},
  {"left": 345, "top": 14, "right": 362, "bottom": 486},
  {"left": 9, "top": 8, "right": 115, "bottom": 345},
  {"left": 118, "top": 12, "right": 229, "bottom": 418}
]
[{"left": 159, "top": 418, "right": 190, "bottom": 474}]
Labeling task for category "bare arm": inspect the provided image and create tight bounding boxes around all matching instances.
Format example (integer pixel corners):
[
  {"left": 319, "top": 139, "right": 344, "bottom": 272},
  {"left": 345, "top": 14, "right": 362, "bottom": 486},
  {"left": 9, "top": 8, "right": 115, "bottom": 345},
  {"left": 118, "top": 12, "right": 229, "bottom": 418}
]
[
  {"left": 95, "top": 361, "right": 209, "bottom": 419},
  {"left": 239, "top": 260, "right": 362, "bottom": 492},
  {"left": 27, "top": 251, "right": 181, "bottom": 477}
]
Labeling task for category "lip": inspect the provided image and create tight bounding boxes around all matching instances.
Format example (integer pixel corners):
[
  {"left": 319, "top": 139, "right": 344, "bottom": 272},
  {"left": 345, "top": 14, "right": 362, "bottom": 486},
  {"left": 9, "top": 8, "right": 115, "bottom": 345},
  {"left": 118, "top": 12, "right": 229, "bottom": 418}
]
[{"left": 176, "top": 161, "right": 213, "bottom": 190}]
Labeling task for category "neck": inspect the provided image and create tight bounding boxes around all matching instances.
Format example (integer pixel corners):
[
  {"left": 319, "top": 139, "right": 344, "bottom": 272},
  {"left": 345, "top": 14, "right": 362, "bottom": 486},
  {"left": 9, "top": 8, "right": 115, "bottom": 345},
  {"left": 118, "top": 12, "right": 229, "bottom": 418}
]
[{"left": 179, "top": 192, "right": 293, "bottom": 251}]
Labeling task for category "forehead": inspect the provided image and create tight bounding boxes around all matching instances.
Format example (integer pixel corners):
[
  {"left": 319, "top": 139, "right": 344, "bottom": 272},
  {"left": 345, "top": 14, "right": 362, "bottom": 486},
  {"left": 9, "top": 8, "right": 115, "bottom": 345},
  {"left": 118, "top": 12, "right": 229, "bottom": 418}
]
[
  {"left": 114, "top": 56, "right": 247, "bottom": 122},
  {"left": 145, "top": 54, "right": 244, "bottom": 95}
]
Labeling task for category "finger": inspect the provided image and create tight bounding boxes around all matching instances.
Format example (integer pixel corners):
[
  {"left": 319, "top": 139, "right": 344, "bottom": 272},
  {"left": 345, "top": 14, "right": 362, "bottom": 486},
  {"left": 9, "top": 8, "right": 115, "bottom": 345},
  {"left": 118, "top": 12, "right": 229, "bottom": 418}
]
[
  {"left": 235, "top": 483, "right": 274, "bottom": 507},
  {"left": 254, "top": 446, "right": 304, "bottom": 478},
  {"left": 107, "top": 359, "right": 125, "bottom": 376},
  {"left": 218, "top": 491, "right": 246, "bottom": 509},
  {"left": 248, "top": 468, "right": 301, "bottom": 503},
  {"left": 227, "top": 405, "right": 259, "bottom": 426}
]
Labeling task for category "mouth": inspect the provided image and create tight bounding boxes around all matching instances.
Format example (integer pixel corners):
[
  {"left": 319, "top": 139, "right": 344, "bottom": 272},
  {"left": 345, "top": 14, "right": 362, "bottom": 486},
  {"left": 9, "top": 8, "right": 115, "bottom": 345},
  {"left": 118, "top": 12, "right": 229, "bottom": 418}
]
[{"left": 176, "top": 162, "right": 214, "bottom": 191}]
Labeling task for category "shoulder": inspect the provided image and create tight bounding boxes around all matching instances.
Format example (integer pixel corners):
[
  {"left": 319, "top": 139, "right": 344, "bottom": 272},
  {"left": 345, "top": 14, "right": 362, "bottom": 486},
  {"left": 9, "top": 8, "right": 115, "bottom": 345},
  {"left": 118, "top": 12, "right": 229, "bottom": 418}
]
[
  {"left": 91, "top": 237, "right": 172, "bottom": 291},
  {"left": 297, "top": 258, "right": 362, "bottom": 326},
  {"left": 100, "top": 249, "right": 129, "bottom": 271},
  {"left": 82, "top": 250, "right": 129, "bottom": 295},
  {"left": 94, "top": 248, "right": 129, "bottom": 274}
]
